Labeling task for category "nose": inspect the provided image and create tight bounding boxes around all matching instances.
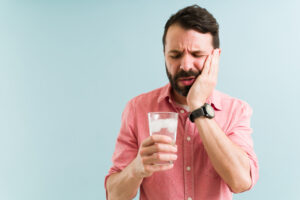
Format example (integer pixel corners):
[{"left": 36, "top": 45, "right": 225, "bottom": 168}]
[{"left": 180, "top": 54, "right": 193, "bottom": 71}]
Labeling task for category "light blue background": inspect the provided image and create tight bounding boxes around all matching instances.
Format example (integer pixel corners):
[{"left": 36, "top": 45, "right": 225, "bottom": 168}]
[{"left": 0, "top": 0, "right": 299, "bottom": 199}]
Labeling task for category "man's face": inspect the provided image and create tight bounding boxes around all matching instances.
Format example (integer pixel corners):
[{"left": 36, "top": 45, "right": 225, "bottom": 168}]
[{"left": 164, "top": 24, "right": 214, "bottom": 97}]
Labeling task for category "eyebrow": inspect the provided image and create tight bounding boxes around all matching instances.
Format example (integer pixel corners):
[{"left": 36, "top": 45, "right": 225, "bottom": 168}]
[
  {"left": 168, "top": 50, "right": 181, "bottom": 54},
  {"left": 167, "top": 50, "right": 207, "bottom": 54}
]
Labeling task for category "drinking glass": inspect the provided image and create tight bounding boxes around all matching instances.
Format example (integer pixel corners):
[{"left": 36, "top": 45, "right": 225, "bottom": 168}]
[{"left": 148, "top": 112, "right": 178, "bottom": 164}]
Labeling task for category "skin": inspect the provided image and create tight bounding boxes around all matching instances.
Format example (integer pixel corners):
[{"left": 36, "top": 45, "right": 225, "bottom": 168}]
[
  {"left": 164, "top": 24, "right": 217, "bottom": 105},
  {"left": 106, "top": 24, "right": 252, "bottom": 200}
]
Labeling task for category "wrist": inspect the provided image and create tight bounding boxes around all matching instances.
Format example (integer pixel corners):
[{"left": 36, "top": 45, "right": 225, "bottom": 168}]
[
  {"left": 189, "top": 102, "right": 205, "bottom": 112},
  {"left": 130, "top": 157, "right": 145, "bottom": 180}
]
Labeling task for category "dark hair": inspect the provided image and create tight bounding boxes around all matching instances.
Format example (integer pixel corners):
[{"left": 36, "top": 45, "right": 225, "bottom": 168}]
[{"left": 162, "top": 5, "right": 219, "bottom": 51}]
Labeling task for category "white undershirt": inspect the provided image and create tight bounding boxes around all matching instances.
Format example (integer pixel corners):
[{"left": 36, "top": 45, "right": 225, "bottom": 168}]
[{"left": 175, "top": 102, "right": 190, "bottom": 112}]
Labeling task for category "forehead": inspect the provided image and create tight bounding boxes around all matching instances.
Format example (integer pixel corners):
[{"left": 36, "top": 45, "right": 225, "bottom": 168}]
[{"left": 165, "top": 24, "right": 213, "bottom": 51}]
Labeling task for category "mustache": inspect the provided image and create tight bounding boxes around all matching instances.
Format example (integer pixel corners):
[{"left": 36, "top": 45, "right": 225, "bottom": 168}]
[{"left": 174, "top": 70, "right": 201, "bottom": 81}]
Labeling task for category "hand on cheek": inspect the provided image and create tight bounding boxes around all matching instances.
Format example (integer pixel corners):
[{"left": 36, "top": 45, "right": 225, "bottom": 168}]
[{"left": 187, "top": 48, "right": 221, "bottom": 111}]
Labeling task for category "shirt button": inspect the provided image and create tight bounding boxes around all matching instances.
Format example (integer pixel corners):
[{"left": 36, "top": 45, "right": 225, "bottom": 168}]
[
  {"left": 187, "top": 136, "right": 191, "bottom": 141},
  {"left": 180, "top": 109, "right": 185, "bottom": 114},
  {"left": 186, "top": 166, "right": 191, "bottom": 171},
  {"left": 187, "top": 197, "right": 192, "bottom": 200}
]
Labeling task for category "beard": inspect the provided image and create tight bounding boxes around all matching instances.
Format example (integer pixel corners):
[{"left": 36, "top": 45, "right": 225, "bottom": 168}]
[{"left": 165, "top": 64, "right": 201, "bottom": 97}]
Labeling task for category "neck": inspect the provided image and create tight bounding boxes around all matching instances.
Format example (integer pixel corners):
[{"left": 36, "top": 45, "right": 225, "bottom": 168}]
[{"left": 171, "top": 89, "right": 187, "bottom": 105}]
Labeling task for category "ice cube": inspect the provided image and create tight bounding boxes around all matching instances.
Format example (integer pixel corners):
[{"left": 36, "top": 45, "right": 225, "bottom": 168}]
[
  {"left": 150, "top": 118, "right": 177, "bottom": 134},
  {"left": 150, "top": 120, "right": 162, "bottom": 132},
  {"left": 166, "top": 119, "right": 177, "bottom": 133}
]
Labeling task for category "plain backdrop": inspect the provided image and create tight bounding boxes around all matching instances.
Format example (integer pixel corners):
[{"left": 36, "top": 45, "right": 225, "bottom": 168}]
[{"left": 1, "top": 0, "right": 299, "bottom": 199}]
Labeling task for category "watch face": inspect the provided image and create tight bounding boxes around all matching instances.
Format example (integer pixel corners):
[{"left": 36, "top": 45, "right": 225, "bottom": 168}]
[{"left": 205, "top": 104, "right": 215, "bottom": 117}]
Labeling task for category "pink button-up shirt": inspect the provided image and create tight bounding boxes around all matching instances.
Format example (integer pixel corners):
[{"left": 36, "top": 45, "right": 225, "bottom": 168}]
[{"left": 105, "top": 83, "right": 259, "bottom": 200}]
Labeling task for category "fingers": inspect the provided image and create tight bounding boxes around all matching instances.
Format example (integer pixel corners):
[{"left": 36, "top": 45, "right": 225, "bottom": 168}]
[
  {"left": 140, "top": 135, "right": 178, "bottom": 164},
  {"left": 142, "top": 153, "right": 178, "bottom": 165},
  {"left": 144, "top": 163, "right": 174, "bottom": 173},
  {"left": 142, "top": 134, "right": 173, "bottom": 147},
  {"left": 201, "top": 54, "right": 212, "bottom": 75},
  {"left": 201, "top": 48, "right": 220, "bottom": 77},
  {"left": 140, "top": 143, "right": 177, "bottom": 156},
  {"left": 209, "top": 49, "right": 220, "bottom": 78},
  {"left": 138, "top": 135, "right": 177, "bottom": 176}
]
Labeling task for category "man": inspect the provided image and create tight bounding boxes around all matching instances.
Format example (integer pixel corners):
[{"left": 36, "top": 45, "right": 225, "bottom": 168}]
[{"left": 105, "top": 5, "right": 259, "bottom": 200}]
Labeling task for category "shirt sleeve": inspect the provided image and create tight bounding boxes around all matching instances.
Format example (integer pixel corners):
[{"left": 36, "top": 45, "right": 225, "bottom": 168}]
[
  {"left": 104, "top": 99, "right": 139, "bottom": 198},
  {"left": 226, "top": 101, "right": 259, "bottom": 191}
]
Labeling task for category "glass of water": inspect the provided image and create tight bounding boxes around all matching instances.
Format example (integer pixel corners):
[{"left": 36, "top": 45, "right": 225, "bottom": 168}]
[{"left": 148, "top": 112, "right": 178, "bottom": 164}]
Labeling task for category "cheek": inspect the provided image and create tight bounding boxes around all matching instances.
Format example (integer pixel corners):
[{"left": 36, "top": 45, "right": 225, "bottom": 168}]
[{"left": 166, "top": 59, "right": 180, "bottom": 74}]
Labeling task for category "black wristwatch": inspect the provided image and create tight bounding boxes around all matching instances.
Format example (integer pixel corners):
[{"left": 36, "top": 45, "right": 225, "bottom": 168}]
[{"left": 189, "top": 103, "right": 215, "bottom": 122}]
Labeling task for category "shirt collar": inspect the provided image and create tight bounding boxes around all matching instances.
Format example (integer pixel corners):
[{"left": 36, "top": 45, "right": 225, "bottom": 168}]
[
  {"left": 157, "top": 83, "right": 173, "bottom": 104},
  {"left": 207, "top": 90, "right": 222, "bottom": 111},
  {"left": 157, "top": 83, "right": 223, "bottom": 111}
]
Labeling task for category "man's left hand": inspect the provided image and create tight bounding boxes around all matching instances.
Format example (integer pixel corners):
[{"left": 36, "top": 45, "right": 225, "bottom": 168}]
[{"left": 187, "top": 48, "right": 221, "bottom": 111}]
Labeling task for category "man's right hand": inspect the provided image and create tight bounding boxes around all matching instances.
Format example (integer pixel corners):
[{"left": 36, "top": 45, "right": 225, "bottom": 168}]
[{"left": 132, "top": 134, "right": 178, "bottom": 178}]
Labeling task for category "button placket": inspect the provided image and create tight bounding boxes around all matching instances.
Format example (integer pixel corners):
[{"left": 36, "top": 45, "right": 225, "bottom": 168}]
[{"left": 184, "top": 117, "right": 194, "bottom": 200}]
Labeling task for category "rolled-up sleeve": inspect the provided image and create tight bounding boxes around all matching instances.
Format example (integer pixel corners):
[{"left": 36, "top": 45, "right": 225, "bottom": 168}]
[
  {"left": 226, "top": 101, "right": 259, "bottom": 190},
  {"left": 104, "top": 99, "right": 138, "bottom": 197}
]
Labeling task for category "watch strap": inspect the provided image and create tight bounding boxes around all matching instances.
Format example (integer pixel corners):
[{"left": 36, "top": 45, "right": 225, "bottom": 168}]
[{"left": 189, "top": 104, "right": 206, "bottom": 122}]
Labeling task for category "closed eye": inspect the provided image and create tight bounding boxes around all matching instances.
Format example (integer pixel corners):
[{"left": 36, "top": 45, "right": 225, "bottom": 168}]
[
  {"left": 170, "top": 54, "right": 182, "bottom": 59},
  {"left": 192, "top": 53, "right": 206, "bottom": 58}
]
